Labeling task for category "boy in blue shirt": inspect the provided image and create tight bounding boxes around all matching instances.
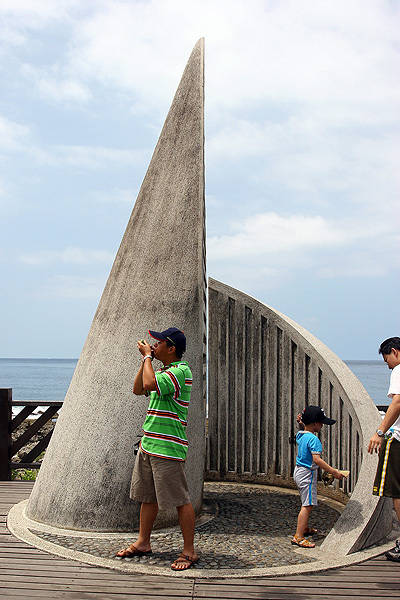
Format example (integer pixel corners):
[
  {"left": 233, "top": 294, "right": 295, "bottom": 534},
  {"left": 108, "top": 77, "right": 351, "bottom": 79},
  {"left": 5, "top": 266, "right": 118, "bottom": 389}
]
[{"left": 292, "top": 406, "right": 344, "bottom": 548}]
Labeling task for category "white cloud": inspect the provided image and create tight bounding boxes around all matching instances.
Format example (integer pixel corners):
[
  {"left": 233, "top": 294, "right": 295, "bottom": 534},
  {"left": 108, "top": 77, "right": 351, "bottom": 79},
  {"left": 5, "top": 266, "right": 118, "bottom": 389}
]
[
  {"left": 206, "top": 0, "right": 400, "bottom": 110},
  {"left": 207, "top": 112, "right": 400, "bottom": 212},
  {"left": 207, "top": 210, "right": 397, "bottom": 284},
  {"left": 0, "top": 178, "right": 15, "bottom": 216},
  {"left": 19, "top": 247, "right": 114, "bottom": 266},
  {"left": 0, "top": 0, "right": 87, "bottom": 26},
  {"left": 0, "top": 116, "right": 29, "bottom": 152},
  {"left": 88, "top": 188, "right": 137, "bottom": 205},
  {"left": 209, "top": 260, "right": 291, "bottom": 294},
  {"left": 21, "top": 64, "right": 92, "bottom": 103},
  {"left": 0, "top": 119, "right": 148, "bottom": 169},
  {"left": 317, "top": 234, "right": 400, "bottom": 279},
  {"left": 0, "top": 24, "right": 25, "bottom": 49},
  {"left": 54, "top": 145, "right": 147, "bottom": 169},
  {"left": 33, "top": 274, "right": 104, "bottom": 299},
  {"left": 1, "top": 1, "right": 399, "bottom": 114},
  {"left": 30, "top": 144, "right": 148, "bottom": 171},
  {"left": 209, "top": 213, "right": 346, "bottom": 261},
  {"left": 0, "top": 1, "right": 82, "bottom": 60},
  {"left": 39, "top": 77, "right": 91, "bottom": 103}
]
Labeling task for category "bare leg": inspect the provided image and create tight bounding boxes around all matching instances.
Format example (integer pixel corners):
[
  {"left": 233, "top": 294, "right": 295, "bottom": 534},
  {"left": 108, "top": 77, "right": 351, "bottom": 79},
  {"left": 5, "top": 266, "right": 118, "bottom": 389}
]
[
  {"left": 135, "top": 502, "right": 159, "bottom": 550},
  {"left": 171, "top": 503, "right": 198, "bottom": 570},
  {"left": 177, "top": 502, "right": 196, "bottom": 555},
  {"left": 384, "top": 498, "right": 400, "bottom": 561},
  {"left": 393, "top": 498, "right": 400, "bottom": 529},
  {"left": 296, "top": 505, "right": 313, "bottom": 538},
  {"left": 116, "top": 502, "right": 158, "bottom": 556}
]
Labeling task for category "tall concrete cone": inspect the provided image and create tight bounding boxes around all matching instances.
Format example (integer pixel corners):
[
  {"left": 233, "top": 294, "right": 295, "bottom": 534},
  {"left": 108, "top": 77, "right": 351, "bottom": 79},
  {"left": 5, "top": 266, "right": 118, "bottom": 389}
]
[{"left": 27, "top": 39, "right": 206, "bottom": 531}]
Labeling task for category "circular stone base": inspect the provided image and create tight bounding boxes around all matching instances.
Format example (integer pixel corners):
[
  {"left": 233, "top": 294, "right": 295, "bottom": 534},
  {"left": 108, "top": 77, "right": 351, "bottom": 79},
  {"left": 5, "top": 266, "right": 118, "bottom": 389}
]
[{"left": 7, "top": 482, "right": 397, "bottom": 579}]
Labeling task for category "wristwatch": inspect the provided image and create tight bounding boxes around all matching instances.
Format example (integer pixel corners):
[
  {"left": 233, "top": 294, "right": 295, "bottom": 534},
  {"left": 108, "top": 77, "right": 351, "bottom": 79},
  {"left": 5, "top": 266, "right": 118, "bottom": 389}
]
[{"left": 376, "top": 429, "right": 385, "bottom": 437}]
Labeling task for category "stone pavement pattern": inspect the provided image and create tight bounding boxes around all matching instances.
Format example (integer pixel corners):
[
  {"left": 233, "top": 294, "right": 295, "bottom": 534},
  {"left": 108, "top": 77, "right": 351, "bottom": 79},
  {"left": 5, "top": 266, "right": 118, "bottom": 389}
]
[{"left": 30, "top": 483, "right": 340, "bottom": 571}]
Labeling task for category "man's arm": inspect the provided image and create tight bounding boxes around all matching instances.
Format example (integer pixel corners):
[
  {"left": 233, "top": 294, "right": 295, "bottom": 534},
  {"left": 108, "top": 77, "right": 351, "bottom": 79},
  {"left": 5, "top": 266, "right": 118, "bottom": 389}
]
[
  {"left": 368, "top": 394, "right": 400, "bottom": 454},
  {"left": 133, "top": 340, "right": 157, "bottom": 395},
  {"left": 142, "top": 354, "right": 157, "bottom": 392},
  {"left": 133, "top": 362, "right": 146, "bottom": 395}
]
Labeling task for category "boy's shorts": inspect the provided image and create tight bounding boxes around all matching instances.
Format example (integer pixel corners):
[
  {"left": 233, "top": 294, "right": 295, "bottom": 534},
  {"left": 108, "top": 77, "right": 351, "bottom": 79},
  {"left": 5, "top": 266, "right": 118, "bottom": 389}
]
[
  {"left": 373, "top": 436, "right": 400, "bottom": 498},
  {"left": 130, "top": 447, "right": 190, "bottom": 509},
  {"left": 294, "top": 465, "right": 318, "bottom": 506}
]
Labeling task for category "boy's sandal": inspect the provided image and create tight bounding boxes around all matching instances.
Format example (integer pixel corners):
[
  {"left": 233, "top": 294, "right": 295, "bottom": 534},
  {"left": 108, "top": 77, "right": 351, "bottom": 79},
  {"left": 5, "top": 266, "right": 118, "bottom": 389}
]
[
  {"left": 304, "top": 527, "right": 318, "bottom": 535},
  {"left": 291, "top": 536, "right": 315, "bottom": 548},
  {"left": 171, "top": 553, "right": 199, "bottom": 571}
]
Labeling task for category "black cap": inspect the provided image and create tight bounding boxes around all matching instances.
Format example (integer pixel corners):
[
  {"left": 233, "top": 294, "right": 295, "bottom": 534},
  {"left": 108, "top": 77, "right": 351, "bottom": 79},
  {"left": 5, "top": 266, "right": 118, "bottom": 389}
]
[
  {"left": 302, "top": 405, "right": 336, "bottom": 425},
  {"left": 148, "top": 327, "right": 186, "bottom": 356}
]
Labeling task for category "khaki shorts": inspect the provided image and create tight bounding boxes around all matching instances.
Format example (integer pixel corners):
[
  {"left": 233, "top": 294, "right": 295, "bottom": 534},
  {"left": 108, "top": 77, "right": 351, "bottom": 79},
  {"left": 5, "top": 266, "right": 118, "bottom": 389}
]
[{"left": 130, "top": 447, "right": 190, "bottom": 509}]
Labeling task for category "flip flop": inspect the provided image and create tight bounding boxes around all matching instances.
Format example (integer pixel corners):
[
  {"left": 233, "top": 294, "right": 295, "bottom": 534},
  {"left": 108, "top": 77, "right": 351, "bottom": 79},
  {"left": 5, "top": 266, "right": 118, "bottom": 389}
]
[
  {"left": 116, "top": 544, "right": 152, "bottom": 558},
  {"left": 171, "top": 553, "right": 199, "bottom": 571},
  {"left": 291, "top": 536, "right": 315, "bottom": 548}
]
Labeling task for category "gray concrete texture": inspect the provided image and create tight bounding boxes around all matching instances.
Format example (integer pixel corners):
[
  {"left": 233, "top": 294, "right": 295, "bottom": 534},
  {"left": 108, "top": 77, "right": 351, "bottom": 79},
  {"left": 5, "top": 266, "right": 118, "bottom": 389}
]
[{"left": 27, "top": 39, "right": 206, "bottom": 531}]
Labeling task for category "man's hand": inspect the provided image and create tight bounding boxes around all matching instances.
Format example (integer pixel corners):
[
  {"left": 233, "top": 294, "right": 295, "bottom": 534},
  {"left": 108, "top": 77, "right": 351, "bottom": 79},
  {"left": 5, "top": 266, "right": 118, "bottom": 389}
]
[
  {"left": 333, "top": 469, "right": 344, "bottom": 480},
  {"left": 370, "top": 395, "right": 400, "bottom": 454},
  {"left": 368, "top": 432, "right": 383, "bottom": 454},
  {"left": 137, "top": 339, "right": 152, "bottom": 358}
]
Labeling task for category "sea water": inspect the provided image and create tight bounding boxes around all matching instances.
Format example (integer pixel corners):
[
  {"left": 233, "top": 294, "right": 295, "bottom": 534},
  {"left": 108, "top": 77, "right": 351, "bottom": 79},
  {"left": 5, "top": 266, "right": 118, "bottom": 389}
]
[
  {"left": 0, "top": 358, "right": 78, "bottom": 402},
  {"left": 0, "top": 357, "right": 391, "bottom": 406},
  {"left": 345, "top": 360, "right": 390, "bottom": 406}
]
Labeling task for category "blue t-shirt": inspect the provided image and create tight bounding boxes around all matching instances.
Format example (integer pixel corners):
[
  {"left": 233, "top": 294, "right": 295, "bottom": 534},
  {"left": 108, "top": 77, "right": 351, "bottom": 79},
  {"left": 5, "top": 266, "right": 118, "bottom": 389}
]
[{"left": 296, "top": 431, "right": 322, "bottom": 469}]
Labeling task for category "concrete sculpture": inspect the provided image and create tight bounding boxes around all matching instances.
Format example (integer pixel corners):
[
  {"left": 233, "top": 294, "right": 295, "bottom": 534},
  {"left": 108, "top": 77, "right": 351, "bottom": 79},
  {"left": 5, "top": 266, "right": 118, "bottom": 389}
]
[
  {"left": 27, "top": 39, "right": 206, "bottom": 531},
  {"left": 7, "top": 38, "right": 395, "bottom": 570}
]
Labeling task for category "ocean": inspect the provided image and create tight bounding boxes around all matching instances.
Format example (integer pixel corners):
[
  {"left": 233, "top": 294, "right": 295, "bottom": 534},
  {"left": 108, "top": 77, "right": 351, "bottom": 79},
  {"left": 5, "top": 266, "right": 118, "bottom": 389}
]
[
  {"left": 344, "top": 360, "right": 390, "bottom": 407},
  {"left": 0, "top": 357, "right": 391, "bottom": 407},
  {"left": 0, "top": 358, "right": 78, "bottom": 402}
]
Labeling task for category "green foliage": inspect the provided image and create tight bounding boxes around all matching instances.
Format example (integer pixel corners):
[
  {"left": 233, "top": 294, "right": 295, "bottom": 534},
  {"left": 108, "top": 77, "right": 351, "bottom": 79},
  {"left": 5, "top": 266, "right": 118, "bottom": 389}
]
[{"left": 11, "top": 469, "right": 38, "bottom": 481}]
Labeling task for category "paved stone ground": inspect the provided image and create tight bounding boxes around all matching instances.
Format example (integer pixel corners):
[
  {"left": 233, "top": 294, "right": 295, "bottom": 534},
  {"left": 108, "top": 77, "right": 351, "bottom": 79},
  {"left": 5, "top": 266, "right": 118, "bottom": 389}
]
[{"left": 30, "top": 482, "right": 341, "bottom": 571}]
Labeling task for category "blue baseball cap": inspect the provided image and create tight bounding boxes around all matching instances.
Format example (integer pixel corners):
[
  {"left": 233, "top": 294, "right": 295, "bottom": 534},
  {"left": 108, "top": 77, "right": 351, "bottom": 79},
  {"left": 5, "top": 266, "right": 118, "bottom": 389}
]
[{"left": 148, "top": 327, "right": 186, "bottom": 355}]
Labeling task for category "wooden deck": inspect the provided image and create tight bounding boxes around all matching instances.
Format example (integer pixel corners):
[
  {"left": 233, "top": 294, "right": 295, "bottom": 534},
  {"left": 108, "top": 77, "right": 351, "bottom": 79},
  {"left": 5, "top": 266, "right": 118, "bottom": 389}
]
[{"left": 1, "top": 482, "right": 399, "bottom": 599}]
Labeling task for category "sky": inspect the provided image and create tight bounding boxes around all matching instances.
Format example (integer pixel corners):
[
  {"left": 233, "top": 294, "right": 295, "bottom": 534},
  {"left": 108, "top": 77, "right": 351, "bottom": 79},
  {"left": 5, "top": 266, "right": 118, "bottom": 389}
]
[{"left": 1, "top": 0, "right": 399, "bottom": 360}]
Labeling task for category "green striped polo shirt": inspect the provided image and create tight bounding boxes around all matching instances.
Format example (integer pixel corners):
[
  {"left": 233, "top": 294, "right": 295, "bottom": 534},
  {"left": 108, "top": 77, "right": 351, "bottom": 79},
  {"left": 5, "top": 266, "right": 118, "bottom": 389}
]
[{"left": 140, "top": 360, "right": 193, "bottom": 461}]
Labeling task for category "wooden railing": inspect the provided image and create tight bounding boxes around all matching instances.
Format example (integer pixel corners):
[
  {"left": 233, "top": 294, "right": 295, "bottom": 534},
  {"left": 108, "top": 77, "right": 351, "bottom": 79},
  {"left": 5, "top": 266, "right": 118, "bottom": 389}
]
[{"left": 0, "top": 388, "right": 62, "bottom": 481}]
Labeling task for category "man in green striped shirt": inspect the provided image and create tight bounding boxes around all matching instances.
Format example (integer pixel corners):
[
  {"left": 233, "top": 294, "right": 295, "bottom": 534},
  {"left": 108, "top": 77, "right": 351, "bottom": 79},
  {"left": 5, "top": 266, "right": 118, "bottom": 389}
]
[{"left": 116, "top": 328, "right": 198, "bottom": 571}]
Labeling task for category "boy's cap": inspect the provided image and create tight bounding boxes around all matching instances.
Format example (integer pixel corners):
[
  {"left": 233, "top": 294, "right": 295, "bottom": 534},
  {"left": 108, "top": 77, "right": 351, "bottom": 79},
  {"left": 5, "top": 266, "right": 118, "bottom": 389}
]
[
  {"left": 302, "top": 405, "right": 336, "bottom": 425},
  {"left": 148, "top": 327, "right": 186, "bottom": 355}
]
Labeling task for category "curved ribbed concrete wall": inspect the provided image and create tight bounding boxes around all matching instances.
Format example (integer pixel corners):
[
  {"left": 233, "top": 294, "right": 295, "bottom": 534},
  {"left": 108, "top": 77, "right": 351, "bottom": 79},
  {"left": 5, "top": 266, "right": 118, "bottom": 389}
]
[{"left": 207, "top": 278, "right": 392, "bottom": 555}]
